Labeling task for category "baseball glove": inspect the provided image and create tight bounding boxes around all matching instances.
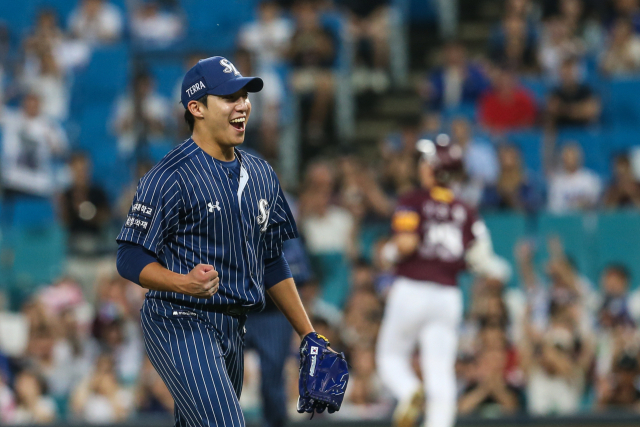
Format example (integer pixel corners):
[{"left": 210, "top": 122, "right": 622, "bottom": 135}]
[{"left": 297, "top": 332, "right": 349, "bottom": 415}]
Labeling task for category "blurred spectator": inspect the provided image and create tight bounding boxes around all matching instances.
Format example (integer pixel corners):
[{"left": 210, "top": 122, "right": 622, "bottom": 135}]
[
  {"left": 21, "top": 48, "right": 69, "bottom": 121},
  {"left": 135, "top": 357, "right": 173, "bottom": 415},
  {"left": 12, "top": 369, "right": 57, "bottom": 423},
  {"left": 481, "top": 145, "right": 544, "bottom": 212},
  {"left": 520, "top": 305, "right": 594, "bottom": 415},
  {"left": 24, "top": 9, "right": 91, "bottom": 73},
  {"left": 601, "top": 18, "right": 640, "bottom": 76},
  {"left": 59, "top": 152, "right": 111, "bottom": 255},
  {"left": 93, "top": 280, "right": 144, "bottom": 385},
  {"left": 489, "top": 15, "right": 538, "bottom": 72},
  {"left": 299, "top": 161, "right": 355, "bottom": 310},
  {"left": 337, "top": 0, "right": 390, "bottom": 73},
  {"left": 610, "top": 0, "right": 640, "bottom": 33},
  {"left": 478, "top": 67, "right": 537, "bottom": 133},
  {"left": 68, "top": 0, "right": 123, "bottom": 44},
  {"left": 0, "top": 93, "right": 68, "bottom": 199},
  {"left": 514, "top": 238, "right": 596, "bottom": 338},
  {"left": 0, "top": 371, "right": 16, "bottom": 423},
  {"left": 234, "top": 48, "right": 284, "bottom": 161},
  {"left": 112, "top": 71, "right": 171, "bottom": 157},
  {"left": 546, "top": 58, "right": 600, "bottom": 129},
  {"left": 419, "top": 41, "right": 490, "bottom": 111},
  {"left": 548, "top": 142, "right": 602, "bottom": 212},
  {"left": 71, "top": 353, "right": 134, "bottom": 423},
  {"left": 288, "top": 0, "right": 336, "bottom": 143},
  {"left": 130, "top": 0, "right": 183, "bottom": 47},
  {"left": 604, "top": 154, "right": 640, "bottom": 208},
  {"left": 458, "top": 345, "right": 521, "bottom": 416},
  {"left": 597, "top": 353, "right": 640, "bottom": 411},
  {"left": 22, "top": 311, "right": 76, "bottom": 402},
  {"left": 594, "top": 265, "right": 638, "bottom": 380},
  {"left": 538, "top": 15, "right": 585, "bottom": 81},
  {"left": 558, "top": 0, "right": 605, "bottom": 54},
  {"left": 337, "top": 155, "right": 394, "bottom": 222},
  {"left": 450, "top": 117, "right": 498, "bottom": 185},
  {"left": 238, "top": 1, "right": 293, "bottom": 68}
]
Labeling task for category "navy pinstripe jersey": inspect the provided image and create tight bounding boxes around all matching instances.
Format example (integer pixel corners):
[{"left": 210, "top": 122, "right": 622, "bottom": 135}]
[{"left": 116, "top": 138, "right": 298, "bottom": 310}]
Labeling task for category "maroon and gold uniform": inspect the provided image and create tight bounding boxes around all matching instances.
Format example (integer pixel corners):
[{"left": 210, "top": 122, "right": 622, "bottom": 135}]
[{"left": 392, "top": 186, "right": 479, "bottom": 286}]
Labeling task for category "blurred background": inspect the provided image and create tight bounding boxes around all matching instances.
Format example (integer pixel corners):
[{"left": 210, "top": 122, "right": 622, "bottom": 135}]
[{"left": 1, "top": 0, "right": 640, "bottom": 426}]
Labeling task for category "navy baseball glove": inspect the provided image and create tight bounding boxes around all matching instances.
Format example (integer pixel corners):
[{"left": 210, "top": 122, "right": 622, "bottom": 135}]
[{"left": 297, "top": 332, "right": 349, "bottom": 415}]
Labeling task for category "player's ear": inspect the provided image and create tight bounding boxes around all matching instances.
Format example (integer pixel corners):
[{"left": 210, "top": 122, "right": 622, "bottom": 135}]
[{"left": 187, "top": 99, "right": 205, "bottom": 119}]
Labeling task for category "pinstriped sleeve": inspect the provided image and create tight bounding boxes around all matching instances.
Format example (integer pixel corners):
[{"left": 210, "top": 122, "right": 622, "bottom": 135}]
[
  {"left": 263, "top": 172, "right": 299, "bottom": 259},
  {"left": 116, "top": 170, "right": 183, "bottom": 255}
]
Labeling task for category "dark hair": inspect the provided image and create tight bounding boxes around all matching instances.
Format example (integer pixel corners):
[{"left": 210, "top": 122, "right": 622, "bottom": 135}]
[
  {"left": 184, "top": 94, "right": 209, "bottom": 132},
  {"left": 605, "top": 264, "right": 630, "bottom": 282}
]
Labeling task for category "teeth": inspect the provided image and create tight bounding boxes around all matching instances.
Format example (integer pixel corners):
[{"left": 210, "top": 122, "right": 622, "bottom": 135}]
[{"left": 230, "top": 118, "right": 246, "bottom": 123}]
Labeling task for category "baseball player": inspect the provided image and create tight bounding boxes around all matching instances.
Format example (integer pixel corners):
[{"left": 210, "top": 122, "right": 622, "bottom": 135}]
[
  {"left": 377, "top": 137, "right": 503, "bottom": 427},
  {"left": 115, "top": 56, "right": 347, "bottom": 427}
]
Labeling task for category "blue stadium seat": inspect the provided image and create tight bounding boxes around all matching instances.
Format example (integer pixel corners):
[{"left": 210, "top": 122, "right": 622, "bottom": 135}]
[
  {"left": 78, "top": 103, "right": 113, "bottom": 147},
  {"left": 506, "top": 130, "right": 544, "bottom": 174},
  {"left": 0, "top": 2, "right": 36, "bottom": 43},
  {"left": 181, "top": 0, "right": 257, "bottom": 52},
  {"left": 72, "top": 44, "right": 129, "bottom": 106},
  {"left": 606, "top": 79, "right": 640, "bottom": 128},
  {"left": 148, "top": 62, "right": 184, "bottom": 101},
  {"left": 536, "top": 213, "right": 598, "bottom": 284},
  {"left": 595, "top": 211, "right": 640, "bottom": 289},
  {"left": 13, "top": 198, "right": 55, "bottom": 228},
  {"left": 520, "top": 77, "right": 549, "bottom": 108}
]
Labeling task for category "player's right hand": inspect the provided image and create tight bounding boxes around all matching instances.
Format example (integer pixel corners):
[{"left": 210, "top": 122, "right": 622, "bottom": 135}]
[{"left": 179, "top": 264, "right": 220, "bottom": 298}]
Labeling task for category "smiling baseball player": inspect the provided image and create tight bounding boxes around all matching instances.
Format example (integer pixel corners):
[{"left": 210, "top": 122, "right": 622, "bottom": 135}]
[{"left": 115, "top": 56, "right": 348, "bottom": 427}]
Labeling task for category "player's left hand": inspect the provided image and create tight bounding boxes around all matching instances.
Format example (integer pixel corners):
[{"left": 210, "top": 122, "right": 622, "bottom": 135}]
[{"left": 297, "top": 332, "right": 349, "bottom": 415}]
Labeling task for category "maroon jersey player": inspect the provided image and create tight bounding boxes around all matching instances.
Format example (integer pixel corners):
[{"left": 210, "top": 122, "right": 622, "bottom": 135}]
[{"left": 377, "top": 136, "right": 504, "bottom": 427}]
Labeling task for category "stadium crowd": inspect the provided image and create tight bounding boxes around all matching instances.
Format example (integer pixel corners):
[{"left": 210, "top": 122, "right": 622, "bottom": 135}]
[{"left": 2, "top": 0, "right": 640, "bottom": 424}]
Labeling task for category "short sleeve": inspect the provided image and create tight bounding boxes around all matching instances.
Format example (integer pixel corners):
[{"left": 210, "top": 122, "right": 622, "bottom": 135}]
[
  {"left": 116, "top": 170, "right": 182, "bottom": 255},
  {"left": 263, "top": 173, "right": 299, "bottom": 259}
]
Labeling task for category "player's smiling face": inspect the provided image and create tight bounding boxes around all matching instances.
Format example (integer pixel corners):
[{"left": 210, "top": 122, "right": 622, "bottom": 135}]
[{"left": 203, "top": 88, "right": 252, "bottom": 147}]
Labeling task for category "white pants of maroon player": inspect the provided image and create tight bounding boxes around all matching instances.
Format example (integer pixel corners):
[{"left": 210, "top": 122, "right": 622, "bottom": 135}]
[{"left": 377, "top": 277, "right": 463, "bottom": 427}]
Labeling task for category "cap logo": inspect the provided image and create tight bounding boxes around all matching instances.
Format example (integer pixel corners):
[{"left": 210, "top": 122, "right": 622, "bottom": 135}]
[
  {"left": 220, "top": 58, "right": 241, "bottom": 76},
  {"left": 185, "top": 80, "right": 206, "bottom": 97}
]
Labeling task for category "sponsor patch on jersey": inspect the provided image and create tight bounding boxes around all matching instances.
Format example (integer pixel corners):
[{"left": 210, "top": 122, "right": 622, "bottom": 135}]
[
  {"left": 172, "top": 310, "right": 197, "bottom": 318},
  {"left": 392, "top": 210, "right": 420, "bottom": 232},
  {"left": 430, "top": 186, "right": 455, "bottom": 204},
  {"left": 124, "top": 215, "right": 150, "bottom": 233},
  {"left": 131, "top": 202, "right": 155, "bottom": 218}
]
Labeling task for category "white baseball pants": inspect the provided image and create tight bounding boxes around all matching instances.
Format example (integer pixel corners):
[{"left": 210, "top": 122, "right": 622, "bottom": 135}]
[{"left": 377, "top": 277, "right": 463, "bottom": 427}]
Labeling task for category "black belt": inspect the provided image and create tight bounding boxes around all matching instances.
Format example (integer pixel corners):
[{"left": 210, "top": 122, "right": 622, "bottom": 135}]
[{"left": 149, "top": 296, "right": 253, "bottom": 317}]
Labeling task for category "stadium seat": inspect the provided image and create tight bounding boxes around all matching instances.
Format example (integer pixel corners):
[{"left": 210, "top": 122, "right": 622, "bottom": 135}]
[
  {"left": 148, "top": 61, "right": 184, "bottom": 100},
  {"left": 10, "top": 197, "right": 55, "bottom": 228},
  {"left": 606, "top": 78, "right": 640, "bottom": 128},
  {"left": 520, "top": 77, "right": 549, "bottom": 108},
  {"left": 594, "top": 211, "right": 640, "bottom": 289},
  {"left": 72, "top": 44, "right": 130, "bottom": 105},
  {"left": 506, "top": 130, "right": 544, "bottom": 174}
]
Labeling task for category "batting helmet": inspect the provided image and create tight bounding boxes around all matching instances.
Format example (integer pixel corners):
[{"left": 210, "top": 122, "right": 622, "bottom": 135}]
[{"left": 416, "top": 134, "right": 464, "bottom": 186}]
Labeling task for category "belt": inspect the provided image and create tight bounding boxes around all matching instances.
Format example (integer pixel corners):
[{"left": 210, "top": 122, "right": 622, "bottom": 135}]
[{"left": 147, "top": 296, "right": 253, "bottom": 317}]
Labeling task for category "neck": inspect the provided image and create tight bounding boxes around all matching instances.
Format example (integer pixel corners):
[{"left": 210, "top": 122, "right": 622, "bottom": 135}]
[{"left": 191, "top": 128, "right": 236, "bottom": 162}]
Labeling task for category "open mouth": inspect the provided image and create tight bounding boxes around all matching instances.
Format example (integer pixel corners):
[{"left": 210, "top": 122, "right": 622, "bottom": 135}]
[{"left": 230, "top": 117, "right": 246, "bottom": 131}]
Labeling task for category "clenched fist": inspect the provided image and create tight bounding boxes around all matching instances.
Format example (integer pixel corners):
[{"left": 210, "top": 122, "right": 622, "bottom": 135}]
[{"left": 177, "top": 264, "right": 219, "bottom": 298}]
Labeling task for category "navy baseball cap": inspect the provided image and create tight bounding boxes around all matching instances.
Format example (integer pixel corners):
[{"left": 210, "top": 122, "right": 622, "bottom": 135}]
[{"left": 180, "top": 56, "right": 263, "bottom": 108}]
